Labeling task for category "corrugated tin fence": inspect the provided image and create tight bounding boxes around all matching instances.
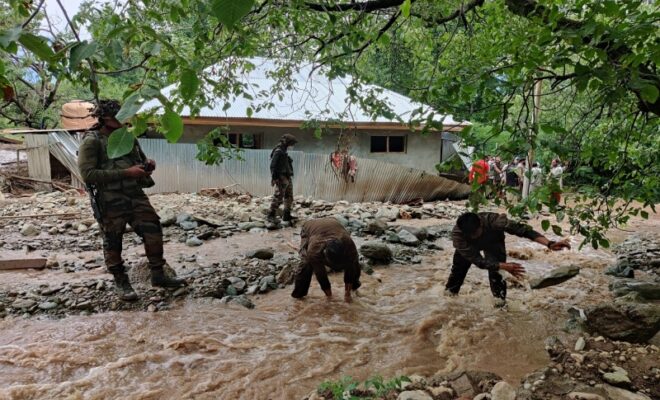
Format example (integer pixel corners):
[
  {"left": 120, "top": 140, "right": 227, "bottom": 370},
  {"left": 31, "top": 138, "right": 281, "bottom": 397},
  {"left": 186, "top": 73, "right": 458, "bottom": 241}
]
[{"left": 140, "top": 139, "right": 470, "bottom": 202}]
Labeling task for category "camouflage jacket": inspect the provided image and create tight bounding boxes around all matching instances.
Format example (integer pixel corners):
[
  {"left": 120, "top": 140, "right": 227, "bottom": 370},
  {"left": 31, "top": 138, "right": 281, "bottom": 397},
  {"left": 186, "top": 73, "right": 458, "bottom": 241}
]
[{"left": 78, "top": 130, "right": 154, "bottom": 194}]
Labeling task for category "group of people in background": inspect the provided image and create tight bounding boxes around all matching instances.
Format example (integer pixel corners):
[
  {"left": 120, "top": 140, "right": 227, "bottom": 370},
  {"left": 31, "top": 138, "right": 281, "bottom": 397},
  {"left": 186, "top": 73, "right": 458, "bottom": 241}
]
[{"left": 469, "top": 155, "right": 566, "bottom": 204}]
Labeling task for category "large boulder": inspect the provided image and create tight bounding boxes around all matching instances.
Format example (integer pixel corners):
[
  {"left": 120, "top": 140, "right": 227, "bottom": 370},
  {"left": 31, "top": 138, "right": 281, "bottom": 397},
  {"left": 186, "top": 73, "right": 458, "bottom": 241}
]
[
  {"left": 359, "top": 241, "right": 393, "bottom": 262},
  {"left": 530, "top": 265, "right": 580, "bottom": 289},
  {"left": 584, "top": 302, "right": 660, "bottom": 342}
]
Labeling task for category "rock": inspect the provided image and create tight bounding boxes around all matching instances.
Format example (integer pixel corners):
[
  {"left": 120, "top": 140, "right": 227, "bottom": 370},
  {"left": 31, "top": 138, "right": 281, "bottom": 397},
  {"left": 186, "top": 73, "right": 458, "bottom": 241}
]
[
  {"left": 567, "top": 393, "right": 605, "bottom": 400},
  {"left": 601, "top": 384, "right": 652, "bottom": 400},
  {"left": 185, "top": 237, "right": 203, "bottom": 247},
  {"left": 77, "top": 223, "right": 88, "bottom": 233},
  {"left": 48, "top": 226, "right": 58, "bottom": 235},
  {"left": 605, "top": 263, "right": 635, "bottom": 278},
  {"left": 365, "top": 219, "right": 388, "bottom": 235},
  {"left": 12, "top": 299, "right": 36, "bottom": 310},
  {"left": 585, "top": 302, "right": 660, "bottom": 342},
  {"left": 375, "top": 207, "right": 399, "bottom": 221},
  {"left": 38, "top": 301, "right": 58, "bottom": 310},
  {"left": 428, "top": 387, "right": 454, "bottom": 400},
  {"left": 359, "top": 241, "right": 393, "bottom": 262},
  {"left": 158, "top": 210, "right": 177, "bottom": 226},
  {"left": 399, "top": 226, "right": 428, "bottom": 241},
  {"left": 530, "top": 265, "right": 580, "bottom": 289},
  {"left": 229, "top": 295, "right": 255, "bottom": 309},
  {"left": 397, "top": 229, "right": 421, "bottom": 246},
  {"left": 276, "top": 263, "right": 296, "bottom": 285},
  {"left": 238, "top": 221, "right": 266, "bottom": 231},
  {"left": 179, "top": 221, "right": 198, "bottom": 231},
  {"left": 396, "top": 390, "right": 432, "bottom": 400},
  {"left": 490, "top": 381, "right": 516, "bottom": 400},
  {"left": 612, "top": 281, "right": 660, "bottom": 300},
  {"left": 20, "top": 223, "right": 40, "bottom": 236},
  {"left": 227, "top": 277, "right": 247, "bottom": 293},
  {"left": 176, "top": 213, "right": 192, "bottom": 224},
  {"left": 474, "top": 394, "right": 492, "bottom": 400},
  {"left": 449, "top": 374, "right": 474, "bottom": 397},
  {"left": 247, "top": 248, "right": 275, "bottom": 260},
  {"left": 602, "top": 366, "right": 631, "bottom": 387},
  {"left": 259, "top": 275, "right": 276, "bottom": 292},
  {"left": 333, "top": 215, "right": 349, "bottom": 227},
  {"left": 575, "top": 337, "right": 586, "bottom": 351}
]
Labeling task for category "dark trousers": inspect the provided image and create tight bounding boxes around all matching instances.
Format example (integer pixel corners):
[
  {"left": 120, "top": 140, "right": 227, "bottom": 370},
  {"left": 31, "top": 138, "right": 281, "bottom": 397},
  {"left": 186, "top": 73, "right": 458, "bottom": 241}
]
[
  {"left": 445, "top": 250, "right": 507, "bottom": 300},
  {"left": 291, "top": 263, "right": 331, "bottom": 298}
]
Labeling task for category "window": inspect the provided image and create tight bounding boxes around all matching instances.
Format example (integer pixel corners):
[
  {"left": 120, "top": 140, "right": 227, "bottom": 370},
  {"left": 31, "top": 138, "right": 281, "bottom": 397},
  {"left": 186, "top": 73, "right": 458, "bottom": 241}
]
[
  {"left": 370, "top": 135, "right": 406, "bottom": 153},
  {"left": 213, "top": 133, "right": 262, "bottom": 149}
]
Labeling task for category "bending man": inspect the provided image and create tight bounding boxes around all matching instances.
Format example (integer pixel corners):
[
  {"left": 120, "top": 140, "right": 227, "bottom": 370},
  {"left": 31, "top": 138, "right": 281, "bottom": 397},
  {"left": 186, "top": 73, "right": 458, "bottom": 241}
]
[
  {"left": 446, "top": 212, "right": 570, "bottom": 307},
  {"left": 292, "top": 218, "right": 362, "bottom": 303}
]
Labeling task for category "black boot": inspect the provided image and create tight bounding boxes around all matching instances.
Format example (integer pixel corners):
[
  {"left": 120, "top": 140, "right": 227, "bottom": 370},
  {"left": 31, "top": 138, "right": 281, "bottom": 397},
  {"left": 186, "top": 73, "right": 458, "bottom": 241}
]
[
  {"left": 282, "top": 209, "right": 293, "bottom": 222},
  {"left": 266, "top": 209, "right": 279, "bottom": 223},
  {"left": 112, "top": 271, "right": 138, "bottom": 301},
  {"left": 151, "top": 266, "right": 186, "bottom": 288}
]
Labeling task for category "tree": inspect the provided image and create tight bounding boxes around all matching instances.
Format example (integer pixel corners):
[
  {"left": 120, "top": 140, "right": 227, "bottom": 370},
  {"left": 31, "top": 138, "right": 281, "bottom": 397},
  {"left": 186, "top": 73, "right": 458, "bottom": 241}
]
[{"left": 0, "top": 0, "right": 657, "bottom": 246}]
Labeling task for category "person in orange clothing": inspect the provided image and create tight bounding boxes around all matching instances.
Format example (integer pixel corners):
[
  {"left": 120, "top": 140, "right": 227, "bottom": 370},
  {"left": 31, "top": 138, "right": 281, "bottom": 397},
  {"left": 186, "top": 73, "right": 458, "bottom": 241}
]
[{"left": 469, "top": 156, "right": 490, "bottom": 186}]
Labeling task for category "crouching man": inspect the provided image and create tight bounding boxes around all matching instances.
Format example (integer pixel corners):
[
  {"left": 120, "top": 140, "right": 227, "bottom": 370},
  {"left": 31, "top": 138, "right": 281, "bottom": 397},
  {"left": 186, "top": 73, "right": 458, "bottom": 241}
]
[
  {"left": 292, "top": 218, "right": 361, "bottom": 303},
  {"left": 446, "top": 212, "right": 570, "bottom": 307}
]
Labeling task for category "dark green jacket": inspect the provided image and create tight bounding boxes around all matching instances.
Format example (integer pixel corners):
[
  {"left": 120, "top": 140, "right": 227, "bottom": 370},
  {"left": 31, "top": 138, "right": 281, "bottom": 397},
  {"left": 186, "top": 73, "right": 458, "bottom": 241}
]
[
  {"left": 78, "top": 131, "right": 153, "bottom": 193},
  {"left": 270, "top": 144, "right": 294, "bottom": 180}
]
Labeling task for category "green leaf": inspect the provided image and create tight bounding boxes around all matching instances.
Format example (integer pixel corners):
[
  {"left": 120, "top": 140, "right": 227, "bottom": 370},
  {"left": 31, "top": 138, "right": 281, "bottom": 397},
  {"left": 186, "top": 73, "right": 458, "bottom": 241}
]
[
  {"left": 639, "top": 85, "right": 659, "bottom": 104},
  {"left": 160, "top": 110, "right": 183, "bottom": 143},
  {"left": 541, "top": 219, "right": 550, "bottom": 231},
  {"left": 116, "top": 93, "right": 144, "bottom": 122},
  {"left": 246, "top": 106, "right": 253, "bottom": 118},
  {"left": 69, "top": 41, "right": 98, "bottom": 69},
  {"left": 180, "top": 70, "right": 200, "bottom": 101},
  {"left": 0, "top": 26, "right": 22, "bottom": 48},
  {"left": 18, "top": 33, "right": 54, "bottom": 60},
  {"left": 107, "top": 127, "right": 135, "bottom": 159},
  {"left": 551, "top": 225, "right": 563, "bottom": 236},
  {"left": 640, "top": 210, "right": 649, "bottom": 219},
  {"left": 598, "top": 238, "right": 610, "bottom": 249},
  {"left": 401, "top": 0, "right": 411, "bottom": 17},
  {"left": 211, "top": 0, "right": 255, "bottom": 28}
]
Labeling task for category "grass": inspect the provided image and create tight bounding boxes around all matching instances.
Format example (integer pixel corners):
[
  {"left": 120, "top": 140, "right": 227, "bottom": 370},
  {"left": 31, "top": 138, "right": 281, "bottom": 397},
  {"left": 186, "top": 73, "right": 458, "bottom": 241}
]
[{"left": 317, "top": 375, "right": 411, "bottom": 400}]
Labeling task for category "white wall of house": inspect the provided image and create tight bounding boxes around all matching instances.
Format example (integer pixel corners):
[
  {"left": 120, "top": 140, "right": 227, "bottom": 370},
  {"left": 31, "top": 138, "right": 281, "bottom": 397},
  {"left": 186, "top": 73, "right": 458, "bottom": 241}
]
[{"left": 171, "top": 124, "right": 459, "bottom": 174}]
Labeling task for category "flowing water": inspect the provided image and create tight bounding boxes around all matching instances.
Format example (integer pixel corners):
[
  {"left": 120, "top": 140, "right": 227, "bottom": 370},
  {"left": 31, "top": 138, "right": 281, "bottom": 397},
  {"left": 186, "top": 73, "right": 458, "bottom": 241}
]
[{"left": 0, "top": 217, "right": 649, "bottom": 400}]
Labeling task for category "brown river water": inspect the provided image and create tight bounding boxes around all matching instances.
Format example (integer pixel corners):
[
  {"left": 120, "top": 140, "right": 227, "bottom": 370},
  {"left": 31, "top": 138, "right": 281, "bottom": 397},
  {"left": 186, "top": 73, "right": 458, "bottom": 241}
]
[{"left": 0, "top": 216, "right": 652, "bottom": 400}]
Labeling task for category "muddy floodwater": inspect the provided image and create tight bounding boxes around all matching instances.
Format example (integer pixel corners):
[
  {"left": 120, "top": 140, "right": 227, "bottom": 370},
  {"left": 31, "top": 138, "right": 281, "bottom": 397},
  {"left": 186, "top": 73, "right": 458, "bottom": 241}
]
[{"left": 0, "top": 213, "right": 657, "bottom": 399}]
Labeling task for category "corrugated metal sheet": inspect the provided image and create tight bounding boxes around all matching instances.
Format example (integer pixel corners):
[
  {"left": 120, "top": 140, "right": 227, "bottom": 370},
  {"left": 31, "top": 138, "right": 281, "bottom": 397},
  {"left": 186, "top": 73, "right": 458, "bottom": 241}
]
[
  {"left": 140, "top": 139, "right": 470, "bottom": 202},
  {"left": 47, "top": 131, "right": 85, "bottom": 188},
  {"left": 141, "top": 57, "right": 466, "bottom": 127},
  {"left": 24, "top": 135, "right": 50, "bottom": 180}
]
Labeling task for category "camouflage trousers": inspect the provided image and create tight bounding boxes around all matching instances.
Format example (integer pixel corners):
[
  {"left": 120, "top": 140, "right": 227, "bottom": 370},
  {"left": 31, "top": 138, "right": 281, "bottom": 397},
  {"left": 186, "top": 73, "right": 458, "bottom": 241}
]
[
  {"left": 98, "top": 190, "right": 165, "bottom": 274},
  {"left": 270, "top": 176, "right": 293, "bottom": 213}
]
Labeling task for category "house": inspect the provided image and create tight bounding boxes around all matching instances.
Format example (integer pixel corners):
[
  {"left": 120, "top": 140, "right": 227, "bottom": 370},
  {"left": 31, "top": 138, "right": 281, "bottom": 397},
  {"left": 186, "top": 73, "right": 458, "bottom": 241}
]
[{"left": 141, "top": 57, "right": 468, "bottom": 175}]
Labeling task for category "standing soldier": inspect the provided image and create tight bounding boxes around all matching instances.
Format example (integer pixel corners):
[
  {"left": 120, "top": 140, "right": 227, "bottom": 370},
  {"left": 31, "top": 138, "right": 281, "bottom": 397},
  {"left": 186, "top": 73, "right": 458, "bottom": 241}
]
[
  {"left": 268, "top": 134, "right": 297, "bottom": 223},
  {"left": 78, "top": 100, "right": 185, "bottom": 301}
]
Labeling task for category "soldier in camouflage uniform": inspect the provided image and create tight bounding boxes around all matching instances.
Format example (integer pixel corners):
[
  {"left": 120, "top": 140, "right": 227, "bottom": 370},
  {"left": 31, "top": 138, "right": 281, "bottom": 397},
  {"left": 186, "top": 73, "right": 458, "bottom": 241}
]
[
  {"left": 268, "top": 134, "right": 297, "bottom": 223},
  {"left": 78, "top": 100, "right": 185, "bottom": 301}
]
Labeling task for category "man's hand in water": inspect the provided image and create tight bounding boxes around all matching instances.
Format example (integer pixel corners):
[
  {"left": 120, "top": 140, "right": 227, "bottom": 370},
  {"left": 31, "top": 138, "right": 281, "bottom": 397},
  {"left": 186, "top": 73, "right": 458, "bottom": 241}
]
[
  {"left": 499, "top": 262, "right": 526, "bottom": 279},
  {"left": 548, "top": 239, "right": 571, "bottom": 251}
]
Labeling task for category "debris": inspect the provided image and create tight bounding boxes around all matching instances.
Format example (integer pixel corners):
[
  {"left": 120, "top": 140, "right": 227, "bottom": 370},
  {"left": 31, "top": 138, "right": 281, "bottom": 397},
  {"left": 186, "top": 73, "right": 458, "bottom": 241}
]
[
  {"left": 530, "top": 265, "right": 580, "bottom": 289},
  {"left": 0, "top": 258, "right": 47, "bottom": 270}
]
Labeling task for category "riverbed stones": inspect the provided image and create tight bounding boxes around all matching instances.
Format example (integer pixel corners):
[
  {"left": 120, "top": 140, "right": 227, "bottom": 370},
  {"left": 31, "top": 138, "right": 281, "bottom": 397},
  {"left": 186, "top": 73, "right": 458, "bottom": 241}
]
[
  {"left": 376, "top": 206, "right": 399, "bottom": 221},
  {"left": 259, "top": 275, "right": 276, "bottom": 292},
  {"left": 38, "top": 301, "right": 58, "bottom": 310},
  {"left": 359, "top": 241, "right": 393, "bottom": 262},
  {"left": 530, "top": 265, "right": 580, "bottom": 289},
  {"left": 399, "top": 226, "right": 428, "bottom": 241},
  {"left": 611, "top": 281, "right": 660, "bottom": 300},
  {"left": 602, "top": 366, "right": 631, "bottom": 387},
  {"left": 490, "top": 382, "right": 516, "bottom": 400},
  {"left": 396, "top": 390, "right": 432, "bottom": 400},
  {"left": 185, "top": 237, "right": 203, "bottom": 247},
  {"left": 365, "top": 218, "right": 388, "bottom": 235},
  {"left": 247, "top": 248, "right": 274, "bottom": 260},
  {"left": 601, "top": 385, "right": 653, "bottom": 400},
  {"left": 585, "top": 303, "right": 660, "bottom": 342},
  {"left": 12, "top": 298, "right": 36, "bottom": 310},
  {"left": 575, "top": 337, "right": 586, "bottom": 351},
  {"left": 227, "top": 277, "right": 246, "bottom": 293},
  {"left": 276, "top": 263, "right": 296, "bottom": 285},
  {"left": 20, "top": 223, "right": 40, "bottom": 236},
  {"left": 397, "top": 229, "right": 421, "bottom": 246}
]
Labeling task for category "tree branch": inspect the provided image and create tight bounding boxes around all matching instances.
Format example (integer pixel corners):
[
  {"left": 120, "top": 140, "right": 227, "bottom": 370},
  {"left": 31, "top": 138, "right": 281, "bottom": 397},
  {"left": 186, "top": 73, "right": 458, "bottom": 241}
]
[{"left": 305, "top": 0, "right": 409, "bottom": 13}]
